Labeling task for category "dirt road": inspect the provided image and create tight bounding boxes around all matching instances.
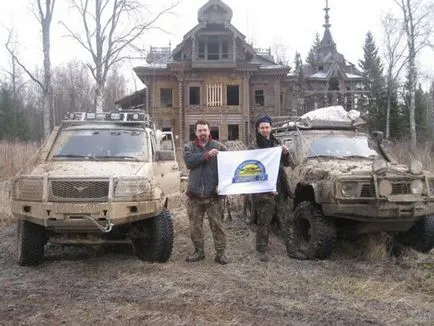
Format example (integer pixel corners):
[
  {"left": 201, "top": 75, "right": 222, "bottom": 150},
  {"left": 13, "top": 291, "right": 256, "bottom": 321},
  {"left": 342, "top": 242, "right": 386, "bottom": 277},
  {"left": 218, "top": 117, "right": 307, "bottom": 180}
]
[{"left": 0, "top": 204, "right": 433, "bottom": 325}]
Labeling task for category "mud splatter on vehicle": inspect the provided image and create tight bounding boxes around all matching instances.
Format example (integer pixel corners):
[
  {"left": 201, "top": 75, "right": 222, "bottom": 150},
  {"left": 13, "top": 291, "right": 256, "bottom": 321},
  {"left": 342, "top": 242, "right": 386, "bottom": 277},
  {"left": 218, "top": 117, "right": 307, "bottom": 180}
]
[
  {"left": 10, "top": 111, "right": 181, "bottom": 266},
  {"left": 245, "top": 106, "right": 434, "bottom": 259}
]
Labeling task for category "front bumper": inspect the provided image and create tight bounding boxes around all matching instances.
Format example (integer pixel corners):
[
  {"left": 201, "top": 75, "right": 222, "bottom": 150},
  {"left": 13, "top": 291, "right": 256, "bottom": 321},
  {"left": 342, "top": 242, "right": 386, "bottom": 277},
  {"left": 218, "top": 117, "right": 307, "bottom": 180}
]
[
  {"left": 323, "top": 200, "right": 434, "bottom": 222},
  {"left": 11, "top": 199, "right": 165, "bottom": 231}
]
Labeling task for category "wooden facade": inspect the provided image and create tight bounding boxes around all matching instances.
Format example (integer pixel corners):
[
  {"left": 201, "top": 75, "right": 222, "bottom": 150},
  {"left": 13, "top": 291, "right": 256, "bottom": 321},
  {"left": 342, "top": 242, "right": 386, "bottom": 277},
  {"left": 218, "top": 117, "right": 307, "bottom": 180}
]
[{"left": 132, "top": 0, "right": 365, "bottom": 146}]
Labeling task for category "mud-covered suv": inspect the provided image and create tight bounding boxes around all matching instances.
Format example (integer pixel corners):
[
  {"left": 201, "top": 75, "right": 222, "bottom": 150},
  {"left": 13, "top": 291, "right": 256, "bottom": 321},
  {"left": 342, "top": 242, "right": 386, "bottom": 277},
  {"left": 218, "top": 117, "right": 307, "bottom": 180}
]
[
  {"left": 11, "top": 111, "right": 180, "bottom": 265},
  {"left": 245, "top": 107, "right": 434, "bottom": 259}
]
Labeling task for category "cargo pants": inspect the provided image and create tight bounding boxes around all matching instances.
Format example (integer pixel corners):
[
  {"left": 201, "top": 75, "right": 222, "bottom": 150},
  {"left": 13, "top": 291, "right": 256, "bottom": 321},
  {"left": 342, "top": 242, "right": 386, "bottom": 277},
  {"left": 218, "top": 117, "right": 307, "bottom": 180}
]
[
  {"left": 186, "top": 197, "right": 226, "bottom": 252},
  {"left": 254, "top": 192, "right": 294, "bottom": 253}
]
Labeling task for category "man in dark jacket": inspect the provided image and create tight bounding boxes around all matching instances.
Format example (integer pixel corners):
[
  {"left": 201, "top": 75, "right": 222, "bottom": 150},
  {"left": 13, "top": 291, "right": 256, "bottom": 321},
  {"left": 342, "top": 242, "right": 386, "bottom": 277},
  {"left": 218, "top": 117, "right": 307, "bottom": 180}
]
[
  {"left": 252, "top": 114, "right": 307, "bottom": 262},
  {"left": 183, "top": 119, "right": 229, "bottom": 265}
]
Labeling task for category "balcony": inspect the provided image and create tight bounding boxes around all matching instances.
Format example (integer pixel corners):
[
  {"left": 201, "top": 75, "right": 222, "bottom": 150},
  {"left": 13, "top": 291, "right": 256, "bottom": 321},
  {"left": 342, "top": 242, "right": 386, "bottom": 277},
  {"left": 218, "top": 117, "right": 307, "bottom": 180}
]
[{"left": 186, "top": 105, "right": 242, "bottom": 115}]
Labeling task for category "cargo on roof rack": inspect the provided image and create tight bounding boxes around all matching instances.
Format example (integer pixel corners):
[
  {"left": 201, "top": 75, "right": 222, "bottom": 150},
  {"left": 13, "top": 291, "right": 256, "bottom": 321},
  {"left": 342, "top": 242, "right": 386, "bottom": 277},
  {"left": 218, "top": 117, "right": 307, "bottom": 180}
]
[{"left": 273, "top": 105, "right": 366, "bottom": 132}]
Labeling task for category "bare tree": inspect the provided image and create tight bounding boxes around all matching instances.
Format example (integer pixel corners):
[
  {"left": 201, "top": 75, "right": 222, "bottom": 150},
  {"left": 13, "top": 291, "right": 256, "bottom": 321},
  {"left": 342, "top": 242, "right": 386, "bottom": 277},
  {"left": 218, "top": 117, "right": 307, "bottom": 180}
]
[
  {"left": 4, "top": 0, "right": 56, "bottom": 139},
  {"left": 382, "top": 13, "right": 408, "bottom": 139},
  {"left": 393, "top": 0, "right": 434, "bottom": 148},
  {"left": 61, "top": 0, "right": 179, "bottom": 113}
]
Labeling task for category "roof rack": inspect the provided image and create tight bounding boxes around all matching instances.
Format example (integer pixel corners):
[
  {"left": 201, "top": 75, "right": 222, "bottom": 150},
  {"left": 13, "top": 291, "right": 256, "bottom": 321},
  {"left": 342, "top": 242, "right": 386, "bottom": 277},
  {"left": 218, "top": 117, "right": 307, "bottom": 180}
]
[{"left": 62, "top": 110, "right": 154, "bottom": 129}]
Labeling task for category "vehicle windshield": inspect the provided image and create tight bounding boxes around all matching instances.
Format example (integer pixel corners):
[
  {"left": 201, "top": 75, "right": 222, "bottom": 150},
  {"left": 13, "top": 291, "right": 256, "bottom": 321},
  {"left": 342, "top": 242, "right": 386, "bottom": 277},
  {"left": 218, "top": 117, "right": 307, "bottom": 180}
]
[
  {"left": 49, "top": 129, "right": 149, "bottom": 161},
  {"left": 307, "top": 135, "right": 379, "bottom": 159}
]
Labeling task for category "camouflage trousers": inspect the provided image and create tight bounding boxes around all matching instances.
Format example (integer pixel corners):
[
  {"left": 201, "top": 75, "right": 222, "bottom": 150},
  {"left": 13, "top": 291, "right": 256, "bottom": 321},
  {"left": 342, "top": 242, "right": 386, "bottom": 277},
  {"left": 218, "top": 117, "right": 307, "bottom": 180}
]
[
  {"left": 254, "top": 193, "right": 294, "bottom": 253},
  {"left": 186, "top": 197, "right": 226, "bottom": 252}
]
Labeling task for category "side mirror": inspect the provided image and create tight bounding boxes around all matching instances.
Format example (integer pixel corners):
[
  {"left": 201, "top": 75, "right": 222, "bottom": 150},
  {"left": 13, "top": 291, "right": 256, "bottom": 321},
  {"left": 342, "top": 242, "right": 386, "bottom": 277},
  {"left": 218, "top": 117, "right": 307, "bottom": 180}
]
[
  {"left": 155, "top": 150, "right": 175, "bottom": 161},
  {"left": 372, "top": 131, "right": 384, "bottom": 143}
]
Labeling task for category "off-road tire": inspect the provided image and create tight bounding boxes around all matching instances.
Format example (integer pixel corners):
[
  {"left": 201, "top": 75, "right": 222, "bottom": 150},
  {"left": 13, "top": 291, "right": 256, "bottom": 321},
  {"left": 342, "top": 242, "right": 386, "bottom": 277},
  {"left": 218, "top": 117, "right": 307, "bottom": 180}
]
[
  {"left": 17, "top": 220, "right": 46, "bottom": 266},
  {"left": 132, "top": 210, "right": 173, "bottom": 262},
  {"left": 293, "top": 201, "right": 337, "bottom": 259},
  {"left": 398, "top": 216, "right": 434, "bottom": 253},
  {"left": 243, "top": 195, "right": 257, "bottom": 225}
]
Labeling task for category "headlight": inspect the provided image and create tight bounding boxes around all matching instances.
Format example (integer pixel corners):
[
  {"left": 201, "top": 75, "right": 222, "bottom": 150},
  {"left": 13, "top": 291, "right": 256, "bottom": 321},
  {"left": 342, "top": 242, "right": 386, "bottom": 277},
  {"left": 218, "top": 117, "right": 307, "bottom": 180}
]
[
  {"left": 341, "top": 182, "right": 359, "bottom": 197},
  {"left": 114, "top": 179, "right": 151, "bottom": 199},
  {"left": 378, "top": 179, "right": 392, "bottom": 197},
  {"left": 13, "top": 177, "right": 43, "bottom": 201},
  {"left": 372, "top": 159, "right": 388, "bottom": 174},
  {"left": 410, "top": 180, "right": 424, "bottom": 195},
  {"left": 409, "top": 160, "right": 423, "bottom": 175}
]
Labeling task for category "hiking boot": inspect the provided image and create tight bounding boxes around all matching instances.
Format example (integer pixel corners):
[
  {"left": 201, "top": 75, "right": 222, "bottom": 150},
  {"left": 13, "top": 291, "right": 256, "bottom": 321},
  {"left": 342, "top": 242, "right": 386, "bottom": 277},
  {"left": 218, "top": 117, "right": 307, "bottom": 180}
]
[
  {"left": 185, "top": 249, "right": 205, "bottom": 262},
  {"left": 215, "top": 251, "right": 230, "bottom": 265},
  {"left": 285, "top": 239, "right": 308, "bottom": 260},
  {"left": 287, "top": 250, "right": 308, "bottom": 260},
  {"left": 257, "top": 251, "right": 269, "bottom": 262}
]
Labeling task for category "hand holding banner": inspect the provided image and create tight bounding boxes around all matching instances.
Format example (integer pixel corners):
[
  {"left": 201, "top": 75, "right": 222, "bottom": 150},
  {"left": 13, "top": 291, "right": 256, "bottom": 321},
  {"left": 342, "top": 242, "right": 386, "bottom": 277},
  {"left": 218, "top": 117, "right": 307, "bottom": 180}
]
[{"left": 217, "top": 147, "right": 282, "bottom": 195}]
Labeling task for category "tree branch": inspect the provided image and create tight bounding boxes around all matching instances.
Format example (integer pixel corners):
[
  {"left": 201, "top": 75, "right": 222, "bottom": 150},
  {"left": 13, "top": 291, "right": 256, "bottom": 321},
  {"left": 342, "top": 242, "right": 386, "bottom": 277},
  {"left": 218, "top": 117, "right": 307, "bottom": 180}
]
[{"left": 4, "top": 43, "right": 44, "bottom": 90}]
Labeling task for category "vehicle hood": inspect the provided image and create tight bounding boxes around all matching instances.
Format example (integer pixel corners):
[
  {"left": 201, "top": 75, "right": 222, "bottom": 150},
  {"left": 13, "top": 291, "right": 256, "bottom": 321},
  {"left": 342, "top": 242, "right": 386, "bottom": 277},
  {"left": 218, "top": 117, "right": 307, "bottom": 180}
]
[
  {"left": 301, "top": 159, "right": 412, "bottom": 180},
  {"left": 29, "top": 161, "right": 151, "bottom": 177}
]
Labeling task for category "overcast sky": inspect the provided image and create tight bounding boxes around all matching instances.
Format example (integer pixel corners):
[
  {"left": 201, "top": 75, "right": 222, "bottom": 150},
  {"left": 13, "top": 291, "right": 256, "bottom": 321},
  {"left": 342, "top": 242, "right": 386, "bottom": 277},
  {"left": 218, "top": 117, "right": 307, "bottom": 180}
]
[{"left": 0, "top": 0, "right": 433, "bottom": 91}]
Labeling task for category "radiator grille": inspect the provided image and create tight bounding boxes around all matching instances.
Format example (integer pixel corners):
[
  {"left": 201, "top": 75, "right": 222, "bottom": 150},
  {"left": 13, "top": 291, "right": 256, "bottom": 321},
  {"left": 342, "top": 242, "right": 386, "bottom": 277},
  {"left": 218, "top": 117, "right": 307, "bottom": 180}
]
[
  {"left": 391, "top": 182, "right": 411, "bottom": 195},
  {"left": 50, "top": 180, "right": 109, "bottom": 202},
  {"left": 360, "top": 183, "right": 375, "bottom": 197}
]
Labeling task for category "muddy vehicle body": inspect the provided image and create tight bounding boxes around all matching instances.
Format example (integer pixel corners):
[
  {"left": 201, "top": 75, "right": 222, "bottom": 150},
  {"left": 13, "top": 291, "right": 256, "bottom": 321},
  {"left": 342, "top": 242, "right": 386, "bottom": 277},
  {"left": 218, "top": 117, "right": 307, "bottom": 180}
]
[
  {"left": 245, "top": 107, "right": 434, "bottom": 259},
  {"left": 11, "top": 111, "right": 180, "bottom": 265}
]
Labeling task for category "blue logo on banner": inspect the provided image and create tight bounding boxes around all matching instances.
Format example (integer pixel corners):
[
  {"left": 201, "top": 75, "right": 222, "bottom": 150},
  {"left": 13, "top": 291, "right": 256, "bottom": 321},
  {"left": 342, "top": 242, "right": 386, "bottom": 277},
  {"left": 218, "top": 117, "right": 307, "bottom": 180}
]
[{"left": 232, "top": 160, "right": 268, "bottom": 183}]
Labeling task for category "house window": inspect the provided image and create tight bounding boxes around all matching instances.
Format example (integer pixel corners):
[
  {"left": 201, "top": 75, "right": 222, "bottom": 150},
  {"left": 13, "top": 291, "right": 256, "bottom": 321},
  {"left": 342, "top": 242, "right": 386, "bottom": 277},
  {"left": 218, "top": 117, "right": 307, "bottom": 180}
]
[
  {"left": 228, "top": 124, "right": 239, "bottom": 140},
  {"left": 207, "top": 84, "right": 223, "bottom": 107},
  {"left": 189, "top": 124, "right": 195, "bottom": 141},
  {"left": 211, "top": 126, "right": 219, "bottom": 140},
  {"left": 222, "top": 41, "right": 229, "bottom": 59},
  {"left": 189, "top": 87, "right": 200, "bottom": 105},
  {"left": 280, "top": 92, "right": 284, "bottom": 107},
  {"left": 207, "top": 42, "right": 219, "bottom": 60},
  {"left": 227, "top": 85, "right": 239, "bottom": 106},
  {"left": 328, "top": 78, "right": 340, "bottom": 91},
  {"left": 197, "top": 38, "right": 230, "bottom": 60},
  {"left": 255, "top": 90, "right": 264, "bottom": 106},
  {"left": 198, "top": 41, "right": 205, "bottom": 59},
  {"left": 160, "top": 88, "right": 173, "bottom": 108}
]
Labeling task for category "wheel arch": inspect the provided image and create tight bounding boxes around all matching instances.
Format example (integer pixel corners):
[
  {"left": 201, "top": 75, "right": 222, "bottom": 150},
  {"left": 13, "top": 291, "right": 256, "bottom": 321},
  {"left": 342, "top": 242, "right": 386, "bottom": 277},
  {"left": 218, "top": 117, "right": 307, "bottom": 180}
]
[{"left": 294, "top": 183, "right": 320, "bottom": 208}]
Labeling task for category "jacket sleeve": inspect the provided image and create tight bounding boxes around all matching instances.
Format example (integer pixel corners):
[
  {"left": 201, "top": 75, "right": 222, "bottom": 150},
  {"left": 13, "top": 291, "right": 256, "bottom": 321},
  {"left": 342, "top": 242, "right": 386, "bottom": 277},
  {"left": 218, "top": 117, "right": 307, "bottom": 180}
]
[
  {"left": 183, "top": 143, "right": 208, "bottom": 169},
  {"left": 281, "top": 152, "right": 290, "bottom": 167}
]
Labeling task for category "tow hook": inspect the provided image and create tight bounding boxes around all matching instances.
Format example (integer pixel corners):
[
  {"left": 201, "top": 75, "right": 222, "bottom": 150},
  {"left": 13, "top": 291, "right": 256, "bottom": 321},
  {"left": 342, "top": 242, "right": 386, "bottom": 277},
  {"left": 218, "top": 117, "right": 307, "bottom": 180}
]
[{"left": 84, "top": 215, "right": 114, "bottom": 233}]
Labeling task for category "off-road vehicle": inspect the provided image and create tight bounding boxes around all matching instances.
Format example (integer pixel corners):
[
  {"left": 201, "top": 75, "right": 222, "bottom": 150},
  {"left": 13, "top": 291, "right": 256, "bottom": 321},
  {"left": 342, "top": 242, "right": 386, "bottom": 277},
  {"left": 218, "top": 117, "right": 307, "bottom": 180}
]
[
  {"left": 11, "top": 110, "right": 180, "bottom": 265},
  {"left": 244, "top": 106, "right": 434, "bottom": 259}
]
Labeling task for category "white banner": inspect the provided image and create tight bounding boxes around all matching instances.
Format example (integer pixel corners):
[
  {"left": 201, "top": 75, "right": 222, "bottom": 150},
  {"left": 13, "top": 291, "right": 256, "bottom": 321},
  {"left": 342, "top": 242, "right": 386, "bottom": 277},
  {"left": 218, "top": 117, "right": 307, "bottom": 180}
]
[{"left": 217, "top": 147, "right": 282, "bottom": 195}]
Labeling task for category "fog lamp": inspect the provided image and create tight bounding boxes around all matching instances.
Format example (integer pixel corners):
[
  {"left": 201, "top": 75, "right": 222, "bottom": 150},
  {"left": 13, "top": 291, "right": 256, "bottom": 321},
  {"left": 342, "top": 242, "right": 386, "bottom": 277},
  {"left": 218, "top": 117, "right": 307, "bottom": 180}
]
[
  {"left": 409, "top": 160, "right": 423, "bottom": 175},
  {"left": 378, "top": 179, "right": 392, "bottom": 197}
]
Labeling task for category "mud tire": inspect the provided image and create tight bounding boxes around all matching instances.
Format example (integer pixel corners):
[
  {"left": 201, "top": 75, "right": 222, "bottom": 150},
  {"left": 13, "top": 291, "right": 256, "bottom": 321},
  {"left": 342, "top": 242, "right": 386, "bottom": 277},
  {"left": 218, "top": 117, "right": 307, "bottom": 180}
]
[
  {"left": 17, "top": 220, "right": 46, "bottom": 266},
  {"left": 132, "top": 210, "right": 173, "bottom": 262},
  {"left": 398, "top": 216, "right": 434, "bottom": 253},
  {"left": 293, "top": 201, "right": 337, "bottom": 259}
]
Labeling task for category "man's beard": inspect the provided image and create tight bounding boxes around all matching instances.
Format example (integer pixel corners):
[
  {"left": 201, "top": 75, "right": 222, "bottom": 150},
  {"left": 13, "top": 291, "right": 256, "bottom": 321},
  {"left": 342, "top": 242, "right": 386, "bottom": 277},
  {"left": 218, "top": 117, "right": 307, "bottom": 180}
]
[{"left": 199, "top": 134, "right": 208, "bottom": 142}]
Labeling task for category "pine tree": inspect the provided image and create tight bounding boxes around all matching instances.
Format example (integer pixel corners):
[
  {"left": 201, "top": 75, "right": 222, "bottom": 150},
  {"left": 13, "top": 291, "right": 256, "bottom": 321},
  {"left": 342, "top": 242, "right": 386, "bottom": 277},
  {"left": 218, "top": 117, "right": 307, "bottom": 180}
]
[
  {"left": 359, "top": 31, "right": 386, "bottom": 132},
  {"left": 415, "top": 84, "right": 431, "bottom": 142},
  {"left": 0, "top": 84, "right": 30, "bottom": 140},
  {"left": 306, "top": 33, "right": 321, "bottom": 71}
]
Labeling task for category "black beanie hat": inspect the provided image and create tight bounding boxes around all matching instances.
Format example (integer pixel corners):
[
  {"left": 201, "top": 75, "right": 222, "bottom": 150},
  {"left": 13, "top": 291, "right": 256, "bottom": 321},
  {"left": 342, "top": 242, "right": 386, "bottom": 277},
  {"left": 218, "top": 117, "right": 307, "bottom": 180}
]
[{"left": 255, "top": 114, "right": 272, "bottom": 128}]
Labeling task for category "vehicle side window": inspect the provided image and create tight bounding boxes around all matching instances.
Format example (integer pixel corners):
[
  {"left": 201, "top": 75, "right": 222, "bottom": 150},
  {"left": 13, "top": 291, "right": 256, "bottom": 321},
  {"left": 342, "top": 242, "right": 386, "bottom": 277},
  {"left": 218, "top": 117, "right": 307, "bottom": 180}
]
[{"left": 160, "top": 133, "right": 174, "bottom": 151}]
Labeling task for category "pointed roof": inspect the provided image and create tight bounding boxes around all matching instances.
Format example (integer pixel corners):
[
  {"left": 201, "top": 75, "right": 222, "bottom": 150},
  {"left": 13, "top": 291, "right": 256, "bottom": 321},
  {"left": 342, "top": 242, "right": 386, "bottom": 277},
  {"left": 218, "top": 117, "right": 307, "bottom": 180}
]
[{"left": 198, "top": 0, "right": 233, "bottom": 25}]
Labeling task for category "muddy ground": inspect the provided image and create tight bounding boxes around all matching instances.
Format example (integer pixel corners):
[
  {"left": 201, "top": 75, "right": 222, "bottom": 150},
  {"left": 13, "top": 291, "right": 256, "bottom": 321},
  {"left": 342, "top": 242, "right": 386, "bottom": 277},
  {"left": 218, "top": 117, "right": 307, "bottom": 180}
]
[{"left": 0, "top": 184, "right": 433, "bottom": 325}]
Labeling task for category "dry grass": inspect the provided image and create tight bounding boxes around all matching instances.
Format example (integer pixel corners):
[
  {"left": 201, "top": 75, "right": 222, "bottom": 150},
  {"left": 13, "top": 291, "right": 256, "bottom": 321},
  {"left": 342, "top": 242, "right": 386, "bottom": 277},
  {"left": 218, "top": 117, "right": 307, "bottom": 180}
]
[
  {"left": 0, "top": 141, "right": 39, "bottom": 180},
  {"left": 388, "top": 142, "right": 434, "bottom": 172}
]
